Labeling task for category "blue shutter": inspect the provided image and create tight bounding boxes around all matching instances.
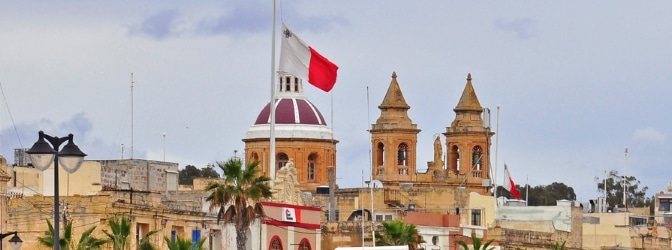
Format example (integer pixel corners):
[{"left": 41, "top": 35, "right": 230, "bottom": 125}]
[{"left": 192, "top": 230, "right": 201, "bottom": 249}]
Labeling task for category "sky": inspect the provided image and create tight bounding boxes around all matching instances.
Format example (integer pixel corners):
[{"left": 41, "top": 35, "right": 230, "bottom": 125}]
[{"left": 1, "top": 1, "right": 671, "bottom": 202}]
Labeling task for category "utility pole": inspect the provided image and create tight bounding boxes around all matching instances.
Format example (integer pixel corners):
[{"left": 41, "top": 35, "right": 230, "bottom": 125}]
[{"left": 623, "top": 148, "right": 628, "bottom": 209}]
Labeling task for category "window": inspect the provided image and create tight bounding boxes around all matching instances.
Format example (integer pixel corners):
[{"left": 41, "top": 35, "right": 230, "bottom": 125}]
[
  {"left": 191, "top": 230, "right": 201, "bottom": 249},
  {"left": 472, "top": 146, "right": 482, "bottom": 170},
  {"left": 294, "top": 77, "right": 299, "bottom": 92},
  {"left": 170, "top": 226, "right": 184, "bottom": 243},
  {"left": 471, "top": 209, "right": 482, "bottom": 226},
  {"left": 298, "top": 239, "right": 311, "bottom": 250},
  {"left": 270, "top": 236, "right": 283, "bottom": 250},
  {"left": 285, "top": 77, "right": 291, "bottom": 91},
  {"left": 450, "top": 146, "right": 460, "bottom": 172},
  {"left": 136, "top": 223, "right": 150, "bottom": 243},
  {"left": 375, "top": 214, "right": 393, "bottom": 221},
  {"left": 397, "top": 143, "right": 408, "bottom": 166},
  {"left": 376, "top": 142, "right": 385, "bottom": 166},
  {"left": 307, "top": 154, "right": 316, "bottom": 181},
  {"left": 277, "top": 153, "right": 289, "bottom": 170},
  {"left": 660, "top": 199, "right": 672, "bottom": 211},
  {"left": 250, "top": 152, "right": 259, "bottom": 164}
]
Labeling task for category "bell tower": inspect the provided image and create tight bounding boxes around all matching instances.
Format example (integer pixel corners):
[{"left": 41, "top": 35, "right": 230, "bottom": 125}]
[
  {"left": 444, "top": 73, "right": 494, "bottom": 194},
  {"left": 370, "top": 72, "right": 420, "bottom": 186}
]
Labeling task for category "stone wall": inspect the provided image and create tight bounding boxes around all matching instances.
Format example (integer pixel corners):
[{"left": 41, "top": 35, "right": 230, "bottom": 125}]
[
  {"left": 99, "top": 159, "right": 178, "bottom": 192},
  {"left": 7, "top": 191, "right": 207, "bottom": 250}
]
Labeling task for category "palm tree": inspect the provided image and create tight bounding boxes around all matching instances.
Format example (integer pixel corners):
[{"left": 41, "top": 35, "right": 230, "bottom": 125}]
[
  {"left": 37, "top": 220, "right": 108, "bottom": 250},
  {"left": 103, "top": 215, "right": 132, "bottom": 250},
  {"left": 137, "top": 230, "right": 160, "bottom": 250},
  {"left": 375, "top": 220, "right": 425, "bottom": 250},
  {"left": 457, "top": 233, "right": 494, "bottom": 250},
  {"left": 164, "top": 236, "right": 206, "bottom": 250},
  {"left": 205, "top": 159, "right": 272, "bottom": 250}
]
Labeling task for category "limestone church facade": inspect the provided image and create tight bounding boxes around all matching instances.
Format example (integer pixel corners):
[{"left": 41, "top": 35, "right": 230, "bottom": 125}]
[
  {"left": 244, "top": 71, "right": 494, "bottom": 196},
  {"left": 371, "top": 72, "right": 494, "bottom": 195}
]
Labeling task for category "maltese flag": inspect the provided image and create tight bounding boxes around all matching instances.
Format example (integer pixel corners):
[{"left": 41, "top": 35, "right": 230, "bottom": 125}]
[
  {"left": 279, "top": 23, "right": 339, "bottom": 92},
  {"left": 503, "top": 165, "right": 522, "bottom": 200}
]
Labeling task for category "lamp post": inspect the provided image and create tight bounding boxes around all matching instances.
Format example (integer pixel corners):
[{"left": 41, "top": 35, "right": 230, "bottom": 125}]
[
  {"left": 27, "top": 131, "right": 86, "bottom": 250},
  {"left": 0, "top": 231, "right": 22, "bottom": 250}
]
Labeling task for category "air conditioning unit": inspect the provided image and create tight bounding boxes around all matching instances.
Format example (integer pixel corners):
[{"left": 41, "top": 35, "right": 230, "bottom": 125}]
[
  {"left": 400, "top": 183, "right": 414, "bottom": 190},
  {"left": 481, "top": 179, "right": 491, "bottom": 187}
]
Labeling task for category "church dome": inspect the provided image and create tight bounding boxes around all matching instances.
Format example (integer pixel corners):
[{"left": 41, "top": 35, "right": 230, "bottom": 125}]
[
  {"left": 254, "top": 98, "right": 327, "bottom": 126},
  {"left": 245, "top": 74, "right": 334, "bottom": 140}
]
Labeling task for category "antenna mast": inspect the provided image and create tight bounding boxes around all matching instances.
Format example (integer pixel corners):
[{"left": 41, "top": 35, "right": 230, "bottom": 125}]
[
  {"left": 623, "top": 148, "right": 628, "bottom": 208},
  {"left": 494, "top": 105, "right": 500, "bottom": 199},
  {"left": 131, "top": 73, "right": 135, "bottom": 159}
]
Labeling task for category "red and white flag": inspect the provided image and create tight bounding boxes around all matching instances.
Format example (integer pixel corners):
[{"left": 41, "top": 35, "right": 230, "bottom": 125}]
[
  {"left": 279, "top": 23, "right": 339, "bottom": 92},
  {"left": 503, "top": 165, "right": 522, "bottom": 200}
]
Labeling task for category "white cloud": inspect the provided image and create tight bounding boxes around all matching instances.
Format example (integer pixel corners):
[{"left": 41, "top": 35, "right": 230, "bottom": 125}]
[{"left": 632, "top": 127, "right": 666, "bottom": 144}]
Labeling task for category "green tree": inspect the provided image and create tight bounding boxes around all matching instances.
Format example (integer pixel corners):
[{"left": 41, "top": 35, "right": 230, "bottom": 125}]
[
  {"left": 374, "top": 220, "right": 424, "bottom": 250},
  {"left": 163, "top": 236, "right": 205, "bottom": 250},
  {"left": 179, "top": 164, "right": 221, "bottom": 185},
  {"left": 596, "top": 170, "right": 650, "bottom": 208},
  {"left": 179, "top": 165, "right": 202, "bottom": 185},
  {"left": 37, "top": 220, "right": 108, "bottom": 250},
  {"left": 457, "top": 233, "right": 494, "bottom": 250},
  {"left": 137, "top": 230, "right": 160, "bottom": 250},
  {"left": 497, "top": 182, "right": 576, "bottom": 206},
  {"left": 201, "top": 164, "right": 221, "bottom": 179},
  {"left": 103, "top": 215, "right": 132, "bottom": 250},
  {"left": 205, "top": 159, "right": 272, "bottom": 250}
]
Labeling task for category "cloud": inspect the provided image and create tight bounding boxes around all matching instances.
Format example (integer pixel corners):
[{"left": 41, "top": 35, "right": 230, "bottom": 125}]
[
  {"left": 195, "top": 2, "right": 271, "bottom": 35},
  {"left": 128, "top": 10, "right": 180, "bottom": 40},
  {"left": 632, "top": 127, "right": 666, "bottom": 144},
  {"left": 494, "top": 18, "right": 538, "bottom": 40},
  {"left": 0, "top": 113, "right": 145, "bottom": 164},
  {"left": 127, "top": 2, "right": 347, "bottom": 40}
]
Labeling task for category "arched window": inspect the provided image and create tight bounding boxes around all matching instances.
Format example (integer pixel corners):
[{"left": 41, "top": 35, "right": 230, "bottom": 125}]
[
  {"left": 397, "top": 143, "right": 408, "bottom": 166},
  {"left": 472, "top": 146, "right": 482, "bottom": 170},
  {"left": 250, "top": 152, "right": 259, "bottom": 164},
  {"left": 376, "top": 142, "right": 385, "bottom": 166},
  {"left": 269, "top": 236, "right": 283, "bottom": 250},
  {"left": 298, "top": 238, "right": 311, "bottom": 250},
  {"left": 307, "top": 153, "right": 316, "bottom": 181},
  {"left": 277, "top": 153, "right": 289, "bottom": 170},
  {"left": 450, "top": 145, "right": 460, "bottom": 172}
]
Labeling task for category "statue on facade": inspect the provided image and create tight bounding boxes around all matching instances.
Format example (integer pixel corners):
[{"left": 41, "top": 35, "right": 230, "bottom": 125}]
[{"left": 271, "top": 158, "right": 302, "bottom": 205}]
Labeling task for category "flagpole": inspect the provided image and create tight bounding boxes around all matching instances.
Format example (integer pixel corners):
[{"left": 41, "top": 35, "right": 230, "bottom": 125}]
[
  {"left": 269, "top": 0, "right": 277, "bottom": 187},
  {"left": 494, "top": 105, "right": 500, "bottom": 200},
  {"left": 525, "top": 175, "right": 529, "bottom": 206}
]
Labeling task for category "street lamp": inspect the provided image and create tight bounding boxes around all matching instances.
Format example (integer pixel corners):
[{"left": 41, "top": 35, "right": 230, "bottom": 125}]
[
  {"left": 27, "top": 131, "right": 86, "bottom": 250},
  {"left": 0, "top": 231, "right": 22, "bottom": 250}
]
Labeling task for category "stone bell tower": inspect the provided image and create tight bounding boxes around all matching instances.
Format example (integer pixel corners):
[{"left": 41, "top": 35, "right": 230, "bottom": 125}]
[
  {"left": 370, "top": 72, "right": 421, "bottom": 186},
  {"left": 444, "top": 73, "right": 494, "bottom": 194}
]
